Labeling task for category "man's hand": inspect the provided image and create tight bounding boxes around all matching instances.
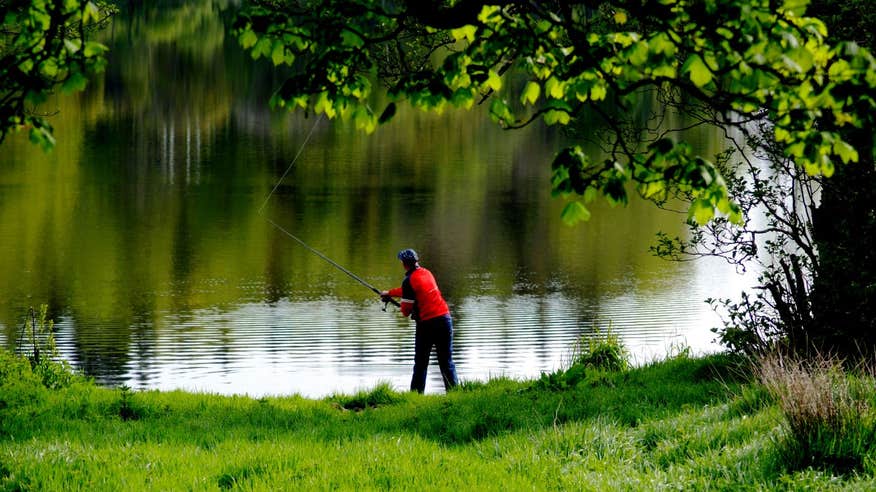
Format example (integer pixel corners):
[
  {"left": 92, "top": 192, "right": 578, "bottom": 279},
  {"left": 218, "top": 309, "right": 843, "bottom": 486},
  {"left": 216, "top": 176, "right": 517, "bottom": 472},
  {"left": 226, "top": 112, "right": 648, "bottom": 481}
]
[{"left": 380, "top": 291, "right": 392, "bottom": 303}]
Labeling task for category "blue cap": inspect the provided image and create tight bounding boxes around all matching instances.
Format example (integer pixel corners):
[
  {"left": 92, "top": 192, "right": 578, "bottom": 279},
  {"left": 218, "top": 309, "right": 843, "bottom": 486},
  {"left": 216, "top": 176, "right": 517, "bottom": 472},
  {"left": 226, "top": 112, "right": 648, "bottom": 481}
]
[{"left": 397, "top": 248, "right": 419, "bottom": 264}]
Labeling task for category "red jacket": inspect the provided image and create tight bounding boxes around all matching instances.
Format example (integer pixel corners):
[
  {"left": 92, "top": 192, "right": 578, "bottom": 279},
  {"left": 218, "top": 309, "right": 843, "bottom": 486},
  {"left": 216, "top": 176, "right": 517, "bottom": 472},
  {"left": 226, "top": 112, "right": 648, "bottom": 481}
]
[{"left": 387, "top": 266, "right": 449, "bottom": 321}]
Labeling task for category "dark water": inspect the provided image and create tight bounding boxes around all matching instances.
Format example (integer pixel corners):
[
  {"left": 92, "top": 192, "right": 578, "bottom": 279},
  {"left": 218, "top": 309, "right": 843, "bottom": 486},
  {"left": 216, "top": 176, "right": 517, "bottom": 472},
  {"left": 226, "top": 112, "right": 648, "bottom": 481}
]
[{"left": 0, "top": 0, "right": 747, "bottom": 396}]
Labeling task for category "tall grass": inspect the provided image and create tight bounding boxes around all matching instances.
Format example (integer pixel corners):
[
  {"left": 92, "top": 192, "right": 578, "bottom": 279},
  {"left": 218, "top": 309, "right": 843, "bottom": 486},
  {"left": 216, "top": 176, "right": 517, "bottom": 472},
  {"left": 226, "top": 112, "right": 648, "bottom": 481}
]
[
  {"left": 758, "top": 352, "right": 876, "bottom": 473},
  {"left": 572, "top": 328, "right": 629, "bottom": 372}
]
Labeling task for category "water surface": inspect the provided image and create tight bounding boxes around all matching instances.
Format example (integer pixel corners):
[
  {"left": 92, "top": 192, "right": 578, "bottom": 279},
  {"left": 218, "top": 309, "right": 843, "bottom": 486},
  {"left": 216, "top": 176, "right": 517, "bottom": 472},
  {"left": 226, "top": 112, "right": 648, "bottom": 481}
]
[{"left": 0, "top": 0, "right": 747, "bottom": 395}]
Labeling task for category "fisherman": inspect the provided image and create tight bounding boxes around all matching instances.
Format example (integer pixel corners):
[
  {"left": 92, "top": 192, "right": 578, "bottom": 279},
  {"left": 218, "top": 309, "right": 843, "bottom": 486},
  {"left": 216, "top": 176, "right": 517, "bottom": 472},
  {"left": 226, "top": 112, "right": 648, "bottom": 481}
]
[{"left": 381, "top": 249, "right": 458, "bottom": 393}]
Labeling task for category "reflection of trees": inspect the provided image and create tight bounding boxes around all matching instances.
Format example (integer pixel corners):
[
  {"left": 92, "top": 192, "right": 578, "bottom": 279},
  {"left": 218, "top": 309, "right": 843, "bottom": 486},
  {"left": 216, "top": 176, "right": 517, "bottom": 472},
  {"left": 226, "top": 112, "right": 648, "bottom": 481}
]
[
  {"left": 0, "top": 2, "right": 711, "bottom": 384},
  {"left": 94, "top": 0, "right": 260, "bottom": 143}
]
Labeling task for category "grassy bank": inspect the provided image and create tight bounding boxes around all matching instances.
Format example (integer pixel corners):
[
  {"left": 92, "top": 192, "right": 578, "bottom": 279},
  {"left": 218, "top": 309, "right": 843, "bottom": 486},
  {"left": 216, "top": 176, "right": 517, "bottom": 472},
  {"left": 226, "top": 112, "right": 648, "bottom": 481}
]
[{"left": 2, "top": 350, "right": 875, "bottom": 491}]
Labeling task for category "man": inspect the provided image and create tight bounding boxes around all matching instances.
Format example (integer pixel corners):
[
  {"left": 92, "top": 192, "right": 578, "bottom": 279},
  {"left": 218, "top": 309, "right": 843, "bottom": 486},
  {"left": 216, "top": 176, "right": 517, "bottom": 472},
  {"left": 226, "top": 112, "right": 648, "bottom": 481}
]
[{"left": 381, "top": 248, "right": 458, "bottom": 393}]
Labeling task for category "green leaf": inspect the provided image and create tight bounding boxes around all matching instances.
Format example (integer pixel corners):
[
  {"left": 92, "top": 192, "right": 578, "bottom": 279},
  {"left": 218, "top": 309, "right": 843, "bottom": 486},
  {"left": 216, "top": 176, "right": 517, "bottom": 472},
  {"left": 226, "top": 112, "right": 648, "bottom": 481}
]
[
  {"left": 544, "top": 110, "right": 570, "bottom": 125},
  {"left": 271, "top": 42, "right": 285, "bottom": 66},
  {"left": 651, "top": 64, "right": 676, "bottom": 78},
  {"left": 83, "top": 41, "right": 108, "bottom": 58},
  {"left": 774, "top": 126, "right": 790, "bottom": 143},
  {"left": 545, "top": 77, "right": 563, "bottom": 99},
  {"left": 31, "top": 9, "right": 50, "bottom": 30},
  {"left": 590, "top": 83, "right": 607, "bottom": 101},
  {"left": 29, "top": 124, "right": 56, "bottom": 152},
  {"left": 84, "top": 2, "right": 100, "bottom": 24},
  {"left": 781, "top": 0, "right": 810, "bottom": 15},
  {"left": 353, "top": 106, "right": 376, "bottom": 133},
  {"left": 561, "top": 201, "right": 591, "bottom": 225},
  {"left": 786, "top": 141, "right": 805, "bottom": 158},
  {"left": 18, "top": 59, "right": 34, "bottom": 73},
  {"left": 252, "top": 38, "right": 272, "bottom": 60},
  {"left": 451, "top": 88, "right": 475, "bottom": 108},
  {"left": 728, "top": 203, "right": 743, "bottom": 225},
  {"left": 521, "top": 81, "right": 540, "bottom": 105},
  {"left": 240, "top": 29, "right": 257, "bottom": 49},
  {"left": 628, "top": 42, "right": 649, "bottom": 66},
  {"left": 583, "top": 186, "right": 598, "bottom": 203},
  {"left": 640, "top": 181, "right": 666, "bottom": 199},
  {"left": 341, "top": 30, "right": 364, "bottom": 49},
  {"left": 485, "top": 70, "right": 502, "bottom": 92},
  {"left": 64, "top": 39, "right": 81, "bottom": 54},
  {"left": 451, "top": 25, "right": 477, "bottom": 42},
  {"left": 833, "top": 139, "right": 859, "bottom": 164},
  {"left": 314, "top": 92, "right": 337, "bottom": 118},
  {"left": 613, "top": 11, "right": 628, "bottom": 25},
  {"left": 489, "top": 98, "right": 512, "bottom": 124},
  {"left": 682, "top": 54, "right": 713, "bottom": 88},
  {"left": 786, "top": 47, "right": 814, "bottom": 73},
  {"left": 39, "top": 59, "right": 58, "bottom": 78},
  {"left": 689, "top": 198, "right": 715, "bottom": 225},
  {"left": 61, "top": 72, "right": 88, "bottom": 94},
  {"left": 478, "top": 5, "right": 501, "bottom": 23}
]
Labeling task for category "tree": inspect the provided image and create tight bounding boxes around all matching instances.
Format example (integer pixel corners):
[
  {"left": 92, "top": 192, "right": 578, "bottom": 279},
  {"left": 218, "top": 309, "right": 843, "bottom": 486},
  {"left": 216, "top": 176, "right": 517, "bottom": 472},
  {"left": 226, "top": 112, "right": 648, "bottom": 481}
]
[
  {"left": 234, "top": 1, "right": 876, "bottom": 354},
  {"left": 804, "top": 0, "right": 876, "bottom": 354},
  {"left": 0, "top": 0, "right": 111, "bottom": 150}
]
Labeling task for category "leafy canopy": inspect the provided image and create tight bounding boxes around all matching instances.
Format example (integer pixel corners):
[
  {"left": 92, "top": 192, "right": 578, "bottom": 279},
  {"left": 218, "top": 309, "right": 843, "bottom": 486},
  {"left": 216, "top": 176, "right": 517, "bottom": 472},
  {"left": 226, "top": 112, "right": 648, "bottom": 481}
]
[
  {"left": 235, "top": 0, "right": 876, "bottom": 224},
  {"left": 0, "top": 0, "right": 111, "bottom": 150}
]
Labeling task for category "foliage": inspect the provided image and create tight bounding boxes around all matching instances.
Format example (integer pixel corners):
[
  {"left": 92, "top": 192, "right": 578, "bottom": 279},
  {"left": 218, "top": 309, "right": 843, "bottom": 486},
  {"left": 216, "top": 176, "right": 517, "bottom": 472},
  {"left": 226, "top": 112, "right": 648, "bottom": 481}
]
[
  {"left": 573, "top": 329, "right": 629, "bottom": 372},
  {"left": 648, "top": 0, "right": 876, "bottom": 357},
  {"left": 533, "top": 329, "right": 628, "bottom": 391},
  {"left": 116, "top": 384, "right": 139, "bottom": 421},
  {"left": 758, "top": 353, "right": 876, "bottom": 473},
  {"left": 18, "top": 304, "right": 75, "bottom": 390},
  {"left": 708, "top": 293, "right": 781, "bottom": 357},
  {"left": 235, "top": 0, "right": 875, "bottom": 227},
  {"left": 233, "top": 0, "right": 876, "bottom": 357},
  {"left": 0, "top": 0, "right": 112, "bottom": 149}
]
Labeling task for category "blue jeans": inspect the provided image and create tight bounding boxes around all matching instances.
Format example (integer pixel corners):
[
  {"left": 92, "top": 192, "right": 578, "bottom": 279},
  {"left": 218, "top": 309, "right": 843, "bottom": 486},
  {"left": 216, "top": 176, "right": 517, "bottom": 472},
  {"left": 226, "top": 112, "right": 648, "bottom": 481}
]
[{"left": 411, "top": 314, "right": 458, "bottom": 393}]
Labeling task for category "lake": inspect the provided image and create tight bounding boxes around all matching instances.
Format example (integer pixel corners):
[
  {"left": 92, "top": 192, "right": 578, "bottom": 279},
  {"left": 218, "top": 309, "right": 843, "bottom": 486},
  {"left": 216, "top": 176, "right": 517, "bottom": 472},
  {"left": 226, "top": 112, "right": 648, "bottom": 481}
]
[{"left": 0, "top": 0, "right": 748, "bottom": 396}]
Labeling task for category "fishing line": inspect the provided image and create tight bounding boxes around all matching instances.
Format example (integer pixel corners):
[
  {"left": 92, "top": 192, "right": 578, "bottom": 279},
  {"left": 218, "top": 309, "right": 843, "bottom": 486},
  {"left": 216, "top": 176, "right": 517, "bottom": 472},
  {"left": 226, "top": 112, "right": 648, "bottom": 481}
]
[
  {"left": 265, "top": 217, "right": 385, "bottom": 297},
  {"left": 258, "top": 114, "right": 398, "bottom": 308},
  {"left": 257, "top": 114, "right": 324, "bottom": 215}
]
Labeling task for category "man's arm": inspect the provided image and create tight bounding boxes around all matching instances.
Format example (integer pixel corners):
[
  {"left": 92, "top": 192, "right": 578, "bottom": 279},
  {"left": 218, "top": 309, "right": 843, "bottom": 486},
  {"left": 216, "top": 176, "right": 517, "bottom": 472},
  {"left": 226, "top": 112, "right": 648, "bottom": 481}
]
[{"left": 381, "top": 287, "right": 413, "bottom": 317}]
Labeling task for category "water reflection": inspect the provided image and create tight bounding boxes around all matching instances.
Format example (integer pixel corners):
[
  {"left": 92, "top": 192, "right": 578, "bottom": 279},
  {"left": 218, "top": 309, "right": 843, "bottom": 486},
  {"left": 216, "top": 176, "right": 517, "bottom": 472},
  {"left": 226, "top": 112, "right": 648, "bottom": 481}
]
[{"left": 0, "top": 0, "right": 746, "bottom": 395}]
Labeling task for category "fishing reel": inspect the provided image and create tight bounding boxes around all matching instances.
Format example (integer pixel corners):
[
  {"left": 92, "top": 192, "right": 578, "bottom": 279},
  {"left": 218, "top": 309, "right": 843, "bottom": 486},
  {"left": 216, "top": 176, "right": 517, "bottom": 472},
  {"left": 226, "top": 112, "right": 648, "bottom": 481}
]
[{"left": 380, "top": 295, "right": 397, "bottom": 312}]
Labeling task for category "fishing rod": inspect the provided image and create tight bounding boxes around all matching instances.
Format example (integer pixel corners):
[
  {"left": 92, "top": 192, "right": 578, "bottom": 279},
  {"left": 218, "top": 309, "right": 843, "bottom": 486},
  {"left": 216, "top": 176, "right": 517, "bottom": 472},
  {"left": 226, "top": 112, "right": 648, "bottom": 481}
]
[
  {"left": 260, "top": 115, "right": 398, "bottom": 310},
  {"left": 265, "top": 218, "right": 399, "bottom": 310}
]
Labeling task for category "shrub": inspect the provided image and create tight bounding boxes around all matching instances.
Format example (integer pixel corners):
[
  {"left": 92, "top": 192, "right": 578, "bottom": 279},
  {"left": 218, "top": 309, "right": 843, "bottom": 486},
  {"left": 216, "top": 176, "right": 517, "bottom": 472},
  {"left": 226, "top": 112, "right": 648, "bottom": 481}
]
[
  {"left": 574, "top": 329, "right": 628, "bottom": 372},
  {"left": 16, "top": 304, "right": 76, "bottom": 389},
  {"left": 758, "top": 353, "right": 876, "bottom": 473},
  {"left": 532, "top": 330, "right": 629, "bottom": 392}
]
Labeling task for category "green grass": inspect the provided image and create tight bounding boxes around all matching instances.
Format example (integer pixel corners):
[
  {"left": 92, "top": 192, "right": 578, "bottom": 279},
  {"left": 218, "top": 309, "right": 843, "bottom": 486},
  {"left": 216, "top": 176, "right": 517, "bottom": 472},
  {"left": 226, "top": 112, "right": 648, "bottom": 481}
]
[{"left": 2, "top": 350, "right": 876, "bottom": 491}]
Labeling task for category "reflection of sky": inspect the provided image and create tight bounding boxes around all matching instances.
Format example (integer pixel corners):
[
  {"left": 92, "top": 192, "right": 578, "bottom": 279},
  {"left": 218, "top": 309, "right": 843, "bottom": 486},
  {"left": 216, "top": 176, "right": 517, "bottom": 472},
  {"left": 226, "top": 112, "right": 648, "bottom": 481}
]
[{"left": 48, "top": 255, "right": 749, "bottom": 397}]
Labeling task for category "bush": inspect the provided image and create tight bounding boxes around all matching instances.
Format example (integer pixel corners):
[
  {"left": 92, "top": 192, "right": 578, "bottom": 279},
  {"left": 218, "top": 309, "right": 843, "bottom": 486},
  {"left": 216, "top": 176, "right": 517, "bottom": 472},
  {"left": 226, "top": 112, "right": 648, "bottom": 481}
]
[
  {"left": 574, "top": 329, "right": 628, "bottom": 372},
  {"left": 532, "top": 331, "right": 629, "bottom": 392},
  {"left": 16, "top": 304, "right": 76, "bottom": 389},
  {"left": 758, "top": 353, "right": 876, "bottom": 473}
]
